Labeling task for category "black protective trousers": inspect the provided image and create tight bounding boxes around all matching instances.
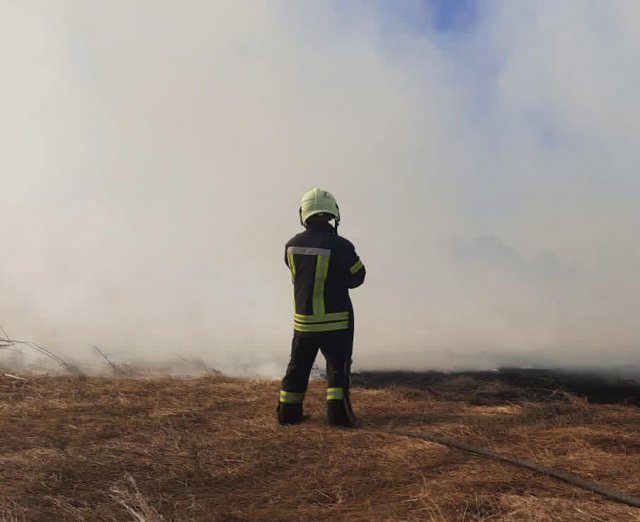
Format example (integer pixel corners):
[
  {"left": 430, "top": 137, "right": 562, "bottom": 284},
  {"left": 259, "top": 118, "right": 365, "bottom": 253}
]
[{"left": 281, "top": 331, "right": 354, "bottom": 394}]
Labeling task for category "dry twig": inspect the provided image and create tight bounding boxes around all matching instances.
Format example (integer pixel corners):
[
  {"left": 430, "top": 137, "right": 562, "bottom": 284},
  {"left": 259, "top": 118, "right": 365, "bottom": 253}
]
[{"left": 0, "top": 324, "right": 75, "bottom": 373}]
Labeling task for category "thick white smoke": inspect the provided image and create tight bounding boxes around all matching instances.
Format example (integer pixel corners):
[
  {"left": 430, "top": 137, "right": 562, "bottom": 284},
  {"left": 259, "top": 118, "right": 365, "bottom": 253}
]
[{"left": 0, "top": 1, "right": 638, "bottom": 374}]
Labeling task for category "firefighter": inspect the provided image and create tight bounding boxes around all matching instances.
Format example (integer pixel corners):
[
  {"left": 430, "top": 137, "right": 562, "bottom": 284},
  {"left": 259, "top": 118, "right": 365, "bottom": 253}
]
[{"left": 278, "top": 188, "right": 366, "bottom": 427}]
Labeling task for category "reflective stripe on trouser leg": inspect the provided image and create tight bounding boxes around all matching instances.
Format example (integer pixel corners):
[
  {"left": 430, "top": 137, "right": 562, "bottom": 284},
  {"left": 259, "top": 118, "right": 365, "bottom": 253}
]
[
  {"left": 326, "top": 387, "right": 345, "bottom": 401},
  {"left": 280, "top": 390, "right": 305, "bottom": 404}
]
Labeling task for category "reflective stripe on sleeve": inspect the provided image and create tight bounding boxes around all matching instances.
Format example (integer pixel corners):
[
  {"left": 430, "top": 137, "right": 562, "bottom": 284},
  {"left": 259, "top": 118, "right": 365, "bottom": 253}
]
[
  {"left": 349, "top": 259, "right": 364, "bottom": 274},
  {"left": 326, "top": 387, "right": 345, "bottom": 400},
  {"left": 279, "top": 390, "right": 305, "bottom": 404}
]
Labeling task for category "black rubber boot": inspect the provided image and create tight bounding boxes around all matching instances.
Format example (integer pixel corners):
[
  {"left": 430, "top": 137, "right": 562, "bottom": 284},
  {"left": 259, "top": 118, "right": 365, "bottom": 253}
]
[
  {"left": 344, "top": 392, "right": 359, "bottom": 427},
  {"left": 277, "top": 403, "right": 307, "bottom": 426},
  {"left": 327, "top": 399, "right": 358, "bottom": 428}
]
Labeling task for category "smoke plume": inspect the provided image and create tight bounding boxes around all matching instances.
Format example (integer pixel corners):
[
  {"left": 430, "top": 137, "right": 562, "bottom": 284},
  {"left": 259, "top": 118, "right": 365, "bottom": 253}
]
[{"left": 1, "top": 1, "right": 639, "bottom": 374}]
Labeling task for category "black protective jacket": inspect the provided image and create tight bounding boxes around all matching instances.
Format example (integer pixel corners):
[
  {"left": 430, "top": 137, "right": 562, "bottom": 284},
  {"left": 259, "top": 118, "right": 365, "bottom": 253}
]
[{"left": 285, "top": 222, "right": 365, "bottom": 336}]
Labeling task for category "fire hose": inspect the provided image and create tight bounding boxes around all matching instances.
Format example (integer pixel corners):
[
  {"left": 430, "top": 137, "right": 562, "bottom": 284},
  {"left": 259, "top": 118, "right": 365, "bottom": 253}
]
[{"left": 372, "top": 428, "right": 640, "bottom": 509}]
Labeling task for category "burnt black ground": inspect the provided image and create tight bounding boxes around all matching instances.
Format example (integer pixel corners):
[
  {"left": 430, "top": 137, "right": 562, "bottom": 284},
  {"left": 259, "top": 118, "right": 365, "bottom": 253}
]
[{"left": 353, "top": 368, "right": 640, "bottom": 406}]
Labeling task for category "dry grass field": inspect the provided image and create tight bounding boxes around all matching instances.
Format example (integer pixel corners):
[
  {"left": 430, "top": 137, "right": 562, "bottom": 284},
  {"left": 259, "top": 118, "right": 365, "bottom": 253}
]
[{"left": 1, "top": 370, "right": 640, "bottom": 521}]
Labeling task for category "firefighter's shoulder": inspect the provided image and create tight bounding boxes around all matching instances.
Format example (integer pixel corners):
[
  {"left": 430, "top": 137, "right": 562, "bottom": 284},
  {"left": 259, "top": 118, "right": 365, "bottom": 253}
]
[
  {"left": 286, "top": 231, "right": 308, "bottom": 246},
  {"left": 333, "top": 234, "right": 357, "bottom": 252}
]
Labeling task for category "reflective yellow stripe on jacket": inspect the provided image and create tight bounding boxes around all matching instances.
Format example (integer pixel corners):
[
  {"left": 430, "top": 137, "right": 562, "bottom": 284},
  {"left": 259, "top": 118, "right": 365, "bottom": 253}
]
[
  {"left": 288, "top": 246, "right": 351, "bottom": 333},
  {"left": 294, "top": 312, "right": 349, "bottom": 323},
  {"left": 294, "top": 321, "right": 350, "bottom": 333},
  {"left": 294, "top": 311, "right": 350, "bottom": 332}
]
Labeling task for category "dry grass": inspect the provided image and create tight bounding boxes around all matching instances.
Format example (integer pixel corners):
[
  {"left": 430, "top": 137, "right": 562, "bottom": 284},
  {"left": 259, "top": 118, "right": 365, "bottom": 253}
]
[{"left": 1, "top": 371, "right": 640, "bottom": 521}]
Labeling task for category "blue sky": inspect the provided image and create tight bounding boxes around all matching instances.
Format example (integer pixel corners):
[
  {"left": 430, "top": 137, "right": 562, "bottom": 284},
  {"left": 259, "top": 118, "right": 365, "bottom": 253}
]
[
  {"left": 367, "top": 0, "right": 494, "bottom": 117},
  {"left": 431, "top": 0, "right": 478, "bottom": 31},
  {"left": 374, "top": 0, "right": 480, "bottom": 34}
]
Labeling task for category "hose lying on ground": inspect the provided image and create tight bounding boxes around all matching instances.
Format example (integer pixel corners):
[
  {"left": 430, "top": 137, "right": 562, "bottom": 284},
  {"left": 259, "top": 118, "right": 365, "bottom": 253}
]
[{"left": 374, "top": 429, "right": 640, "bottom": 509}]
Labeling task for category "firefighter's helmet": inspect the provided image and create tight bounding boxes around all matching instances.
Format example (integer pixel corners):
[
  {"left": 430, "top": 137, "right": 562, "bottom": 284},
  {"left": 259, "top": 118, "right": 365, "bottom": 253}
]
[{"left": 299, "top": 188, "right": 340, "bottom": 226}]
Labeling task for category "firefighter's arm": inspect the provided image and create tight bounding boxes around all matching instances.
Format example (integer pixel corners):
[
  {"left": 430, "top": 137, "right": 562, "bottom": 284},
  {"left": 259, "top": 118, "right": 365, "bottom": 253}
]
[{"left": 342, "top": 240, "right": 366, "bottom": 289}]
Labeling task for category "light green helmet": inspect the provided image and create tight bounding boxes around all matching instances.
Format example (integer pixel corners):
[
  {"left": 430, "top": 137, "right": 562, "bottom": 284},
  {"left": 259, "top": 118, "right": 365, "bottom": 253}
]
[{"left": 299, "top": 188, "right": 341, "bottom": 226}]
